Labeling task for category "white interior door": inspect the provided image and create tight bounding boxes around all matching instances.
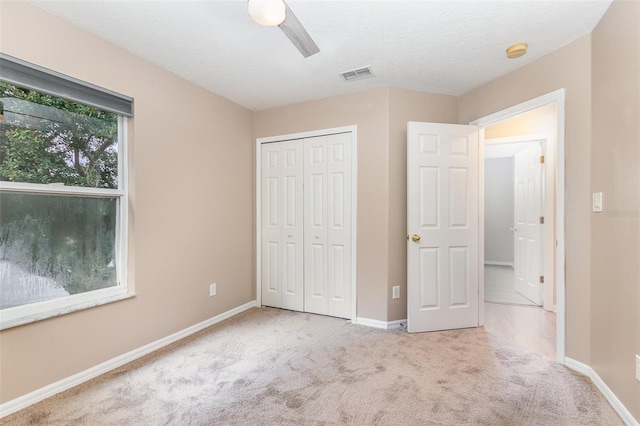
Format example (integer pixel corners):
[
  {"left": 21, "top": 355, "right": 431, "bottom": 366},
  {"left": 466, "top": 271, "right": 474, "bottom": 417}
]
[
  {"left": 261, "top": 140, "right": 304, "bottom": 311},
  {"left": 304, "top": 133, "right": 353, "bottom": 318},
  {"left": 513, "top": 143, "right": 543, "bottom": 305},
  {"left": 407, "top": 122, "right": 479, "bottom": 333}
]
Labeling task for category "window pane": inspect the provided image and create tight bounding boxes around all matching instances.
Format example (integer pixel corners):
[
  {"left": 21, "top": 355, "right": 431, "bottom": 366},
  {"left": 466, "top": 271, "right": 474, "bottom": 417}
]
[
  {"left": 0, "top": 82, "right": 118, "bottom": 189},
  {"left": 0, "top": 192, "right": 118, "bottom": 309}
]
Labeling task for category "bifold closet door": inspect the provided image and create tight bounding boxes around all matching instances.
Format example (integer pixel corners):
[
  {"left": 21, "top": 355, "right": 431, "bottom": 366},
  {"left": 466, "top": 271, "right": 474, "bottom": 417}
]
[
  {"left": 261, "top": 140, "right": 304, "bottom": 311},
  {"left": 303, "top": 133, "right": 353, "bottom": 319}
]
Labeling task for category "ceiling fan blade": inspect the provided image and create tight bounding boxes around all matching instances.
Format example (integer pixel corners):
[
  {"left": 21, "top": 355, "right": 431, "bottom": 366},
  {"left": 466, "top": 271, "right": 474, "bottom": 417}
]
[{"left": 278, "top": 3, "right": 319, "bottom": 58}]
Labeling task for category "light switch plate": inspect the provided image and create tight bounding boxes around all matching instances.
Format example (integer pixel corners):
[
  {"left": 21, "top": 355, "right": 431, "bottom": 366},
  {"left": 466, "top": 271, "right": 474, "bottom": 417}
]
[
  {"left": 592, "top": 192, "right": 603, "bottom": 212},
  {"left": 636, "top": 354, "right": 640, "bottom": 382},
  {"left": 392, "top": 286, "right": 400, "bottom": 299}
]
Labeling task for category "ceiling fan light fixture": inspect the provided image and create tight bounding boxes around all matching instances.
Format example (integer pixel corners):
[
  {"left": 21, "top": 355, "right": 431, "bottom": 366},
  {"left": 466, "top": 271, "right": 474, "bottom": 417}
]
[
  {"left": 506, "top": 42, "right": 528, "bottom": 59},
  {"left": 248, "top": 0, "right": 286, "bottom": 27}
]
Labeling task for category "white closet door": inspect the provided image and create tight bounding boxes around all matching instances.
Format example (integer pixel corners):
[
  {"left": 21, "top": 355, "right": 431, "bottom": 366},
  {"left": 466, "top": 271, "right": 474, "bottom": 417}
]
[
  {"left": 304, "top": 133, "right": 352, "bottom": 318},
  {"left": 261, "top": 140, "right": 304, "bottom": 311}
]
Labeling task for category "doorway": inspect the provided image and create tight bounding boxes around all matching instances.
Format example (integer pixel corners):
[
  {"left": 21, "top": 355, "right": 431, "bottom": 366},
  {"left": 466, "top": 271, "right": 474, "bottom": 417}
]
[
  {"left": 474, "top": 95, "right": 563, "bottom": 362},
  {"left": 484, "top": 138, "right": 550, "bottom": 307}
]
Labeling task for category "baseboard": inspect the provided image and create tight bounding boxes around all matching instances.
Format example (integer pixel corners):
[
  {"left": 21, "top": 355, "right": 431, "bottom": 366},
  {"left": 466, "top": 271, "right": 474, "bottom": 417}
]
[
  {"left": 484, "top": 261, "right": 514, "bottom": 267},
  {"left": 0, "top": 300, "right": 257, "bottom": 419},
  {"left": 565, "top": 357, "right": 638, "bottom": 426},
  {"left": 356, "top": 317, "right": 406, "bottom": 330}
]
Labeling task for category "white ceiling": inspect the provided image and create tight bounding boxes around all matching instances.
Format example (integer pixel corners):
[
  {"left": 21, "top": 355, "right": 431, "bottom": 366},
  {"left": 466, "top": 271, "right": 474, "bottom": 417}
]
[{"left": 29, "top": 0, "right": 612, "bottom": 111}]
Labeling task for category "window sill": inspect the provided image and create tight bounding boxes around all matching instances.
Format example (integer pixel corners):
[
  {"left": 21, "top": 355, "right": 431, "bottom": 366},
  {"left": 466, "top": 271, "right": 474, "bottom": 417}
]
[{"left": 0, "top": 291, "right": 135, "bottom": 330}]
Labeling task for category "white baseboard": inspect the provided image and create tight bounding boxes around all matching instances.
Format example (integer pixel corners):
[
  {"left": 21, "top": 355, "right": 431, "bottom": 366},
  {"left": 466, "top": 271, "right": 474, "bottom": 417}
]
[
  {"left": 484, "top": 261, "right": 514, "bottom": 267},
  {"left": 356, "top": 317, "right": 406, "bottom": 330},
  {"left": 0, "top": 300, "right": 257, "bottom": 419},
  {"left": 565, "top": 357, "right": 638, "bottom": 426}
]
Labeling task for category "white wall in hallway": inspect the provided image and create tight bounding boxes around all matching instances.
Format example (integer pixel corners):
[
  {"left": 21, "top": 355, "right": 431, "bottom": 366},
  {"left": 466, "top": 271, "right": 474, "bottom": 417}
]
[{"left": 484, "top": 157, "right": 514, "bottom": 264}]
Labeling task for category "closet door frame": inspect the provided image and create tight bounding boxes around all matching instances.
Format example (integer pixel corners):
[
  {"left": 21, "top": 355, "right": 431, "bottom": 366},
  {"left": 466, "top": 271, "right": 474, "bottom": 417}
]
[{"left": 256, "top": 125, "right": 358, "bottom": 323}]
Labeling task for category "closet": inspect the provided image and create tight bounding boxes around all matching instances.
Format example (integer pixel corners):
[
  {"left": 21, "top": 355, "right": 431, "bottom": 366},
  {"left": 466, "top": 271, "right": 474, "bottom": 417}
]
[{"left": 260, "top": 131, "right": 354, "bottom": 319}]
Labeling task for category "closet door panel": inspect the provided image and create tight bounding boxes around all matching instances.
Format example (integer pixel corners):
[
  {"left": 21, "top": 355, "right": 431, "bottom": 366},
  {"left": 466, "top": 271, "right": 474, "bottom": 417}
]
[
  {"left": 261, "top": 131, "right": 353, "bottom": 320},
  {"left": 304, "top": 136, "right": 329, "bottom": 315},
  {"left": 261, "top": 141, "right": 303, "bottom": 311},
  {"left": 281, "top": 142, "right": 304, "bottom": 311},
  {"left": 327, "top": 133, "right": 352, "bottom": 318}
]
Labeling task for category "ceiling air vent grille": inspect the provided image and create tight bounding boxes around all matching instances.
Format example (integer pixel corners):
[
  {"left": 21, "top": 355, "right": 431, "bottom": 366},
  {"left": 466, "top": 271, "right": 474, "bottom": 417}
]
[{"left": 339, "top": 66, "right": 375, "bottom": 82}]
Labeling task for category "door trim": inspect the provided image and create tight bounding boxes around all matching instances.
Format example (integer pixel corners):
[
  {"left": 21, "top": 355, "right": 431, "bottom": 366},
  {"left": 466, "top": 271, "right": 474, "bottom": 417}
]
[
  {"left": 471, "top": 89, "right": 566, "bottom": 364},
  {"left": 255, "top": 125, "right": 358, "bottom": 324}
]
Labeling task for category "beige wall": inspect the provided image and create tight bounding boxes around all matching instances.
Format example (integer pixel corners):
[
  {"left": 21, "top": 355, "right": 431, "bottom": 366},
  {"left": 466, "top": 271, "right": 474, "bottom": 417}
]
[
  {"left": 387, "top": 88, "right": 458, "bottom": 320},
  {"left": 591, "top": 0, "right": 640, "bottom": 418},
  {"left": 0, "top": 2, "right": 255, "bottom": 403},
  {"left": 459, "top": 35, "right": 594, "bottom": 363}
]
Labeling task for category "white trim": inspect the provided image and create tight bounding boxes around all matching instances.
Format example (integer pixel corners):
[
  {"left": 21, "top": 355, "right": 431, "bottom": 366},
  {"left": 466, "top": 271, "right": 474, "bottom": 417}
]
[
  {"left": 0, "top": 300, "right": 257, "bottom": 419},
  {"left": 0, "top": 181, "right": 124, "bottom": 197},
  {"left": 565, "top": 357, "right": 639, "bottom": 426},
  {"left": 484, "top": 261, "right": 514, "bottom": 267},
  {"left": 471, "top": 88, "right": 566, "bottom": 364},
  {"left": 356, "top": 317, "right": 406, "bottom": 330},
  {"left": 256, "top": 125, "right": 358, "bottom": 324},
  {"left": 478, "top": 128, "right": 485, "bottom": 326},
  {"left": 0, "top": 289, "right": 134, "bottom": 330}
]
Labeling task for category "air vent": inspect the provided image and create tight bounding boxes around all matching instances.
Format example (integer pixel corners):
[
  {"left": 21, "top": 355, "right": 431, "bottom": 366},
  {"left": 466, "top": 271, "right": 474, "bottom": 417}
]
[{"left": 339, "top": 66, "right": 375, "bottom": 82}]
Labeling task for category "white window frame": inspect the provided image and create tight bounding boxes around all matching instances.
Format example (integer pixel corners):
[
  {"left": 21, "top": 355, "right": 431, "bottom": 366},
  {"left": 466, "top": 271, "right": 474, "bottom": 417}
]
[{"left": 0, "top": 115, "right": 132, "bottom": 330}]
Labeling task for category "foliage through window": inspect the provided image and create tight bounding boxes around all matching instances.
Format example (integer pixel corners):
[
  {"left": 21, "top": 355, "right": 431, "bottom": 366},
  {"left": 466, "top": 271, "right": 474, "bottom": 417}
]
[{"left": 0, "top": 81, "right": 126, "bottom": 316}]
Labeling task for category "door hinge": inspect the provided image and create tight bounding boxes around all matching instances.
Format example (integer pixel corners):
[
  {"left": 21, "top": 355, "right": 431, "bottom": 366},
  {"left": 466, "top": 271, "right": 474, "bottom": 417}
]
[
  {"left": 540, "top": 216, "right": 545, "bottom": 224},
  {"left": 539, "top": 276, "right": 544, "bottom": 284},
  {"left": 540, "top": 155, "right": 545, "bottom": 164}
]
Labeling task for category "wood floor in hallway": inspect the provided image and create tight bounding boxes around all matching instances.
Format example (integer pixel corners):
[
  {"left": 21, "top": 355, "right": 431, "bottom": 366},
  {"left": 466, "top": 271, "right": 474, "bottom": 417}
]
[{"left": 483, "top": 302, "right": 556, "bottom": 360}]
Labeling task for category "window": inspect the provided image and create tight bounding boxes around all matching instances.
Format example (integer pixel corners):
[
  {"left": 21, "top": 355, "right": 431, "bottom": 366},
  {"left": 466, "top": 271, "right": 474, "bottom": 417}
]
[{"left": 0, "top": 54, "right": 133, "bottom": 329}]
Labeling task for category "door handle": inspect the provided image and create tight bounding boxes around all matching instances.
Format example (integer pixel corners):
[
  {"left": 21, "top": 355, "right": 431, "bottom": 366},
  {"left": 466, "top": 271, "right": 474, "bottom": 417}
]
[{"left": 411, "top": 234, "right": 421, "bottom": 243}]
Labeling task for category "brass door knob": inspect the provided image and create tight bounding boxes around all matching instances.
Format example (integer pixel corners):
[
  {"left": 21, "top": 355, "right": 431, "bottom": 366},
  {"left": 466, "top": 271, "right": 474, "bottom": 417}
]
[{"left": 411, "top": 234, "right": 421, "bottom": 243}]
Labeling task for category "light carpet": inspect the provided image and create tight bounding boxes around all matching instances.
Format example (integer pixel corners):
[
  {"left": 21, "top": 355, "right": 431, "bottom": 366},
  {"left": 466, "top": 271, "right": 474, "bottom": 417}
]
[
  {"left": 484, "top": 265, "right": 537, "bottom": 306},
  {"left": 2, "top": 307, "right": 622, "bottom": 425}
]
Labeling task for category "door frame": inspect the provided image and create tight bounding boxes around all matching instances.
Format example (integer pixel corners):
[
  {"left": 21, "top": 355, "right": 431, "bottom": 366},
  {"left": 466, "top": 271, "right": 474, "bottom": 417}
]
[
  {"left": 484, "top": 134, "right": 555, "bottom": 310},
  {"left": 255, "top": 125, "right": 358, "bottom": 324},
  {"left": 471, "top": 89, "right": 566, "bottom": 364}
]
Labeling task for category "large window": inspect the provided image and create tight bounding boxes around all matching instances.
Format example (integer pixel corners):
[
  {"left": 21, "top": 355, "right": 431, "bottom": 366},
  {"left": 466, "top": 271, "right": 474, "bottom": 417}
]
[{"left": 0, "top": 55, "right": 132, "bottom": 329}]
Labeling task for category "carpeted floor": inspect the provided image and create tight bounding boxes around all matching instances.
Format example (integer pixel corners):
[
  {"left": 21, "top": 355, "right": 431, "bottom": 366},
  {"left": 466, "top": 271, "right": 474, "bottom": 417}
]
[
  {"left": 1, "top": 307, "right": 622, "bottom": 425},
  {"left": 484, "top": 264, "right": 537, "bottom": 306}
]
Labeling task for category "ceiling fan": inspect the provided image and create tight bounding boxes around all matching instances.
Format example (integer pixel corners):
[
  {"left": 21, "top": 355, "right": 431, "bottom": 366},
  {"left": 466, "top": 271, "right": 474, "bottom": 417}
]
[{"left": 248, "top": 0, "right": 320, "bottom": 58}]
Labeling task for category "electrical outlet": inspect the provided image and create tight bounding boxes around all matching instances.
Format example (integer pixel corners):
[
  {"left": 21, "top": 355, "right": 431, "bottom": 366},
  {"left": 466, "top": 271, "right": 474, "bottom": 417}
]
[
  {"left": 392, "top": 286, "right": 400, "bottom": 299},
  {"left": 636, "top": 354, "right": 640, "bottom": 382},
  {"left": 209, "top": 283, "right": 217, "bottom": 297}
]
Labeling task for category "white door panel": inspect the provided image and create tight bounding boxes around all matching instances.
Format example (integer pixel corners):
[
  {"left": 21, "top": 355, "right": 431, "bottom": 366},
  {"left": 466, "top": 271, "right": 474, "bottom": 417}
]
[
  {"left": 261, "top": 141, "right": 304, "bottom": 311},
  {"left": 408, "top": 122, "right": 479, "bottom": 333},
  {"left": 513, "top": 143, "right": 543, "bottom": 305},
  {"left": 327, "top": 133, "right": 352, "bottom": 318},
  {"left": 304, "top": 133, "right": 353, "bottom": 318},
  {"left": 261, "top": 132, "right": 353, "bottom": 320}
]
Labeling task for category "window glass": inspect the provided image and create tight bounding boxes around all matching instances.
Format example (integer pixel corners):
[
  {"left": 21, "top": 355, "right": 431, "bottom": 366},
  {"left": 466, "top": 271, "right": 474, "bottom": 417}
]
[
  {"left": 0, "top": 82, "right": 118, "bottom": 189},
  {"left": 0, "top": 193, "right": 118, "bottom": 309},
  {"left": 0, "top": 82, "right": 124, "bottom": 314}
]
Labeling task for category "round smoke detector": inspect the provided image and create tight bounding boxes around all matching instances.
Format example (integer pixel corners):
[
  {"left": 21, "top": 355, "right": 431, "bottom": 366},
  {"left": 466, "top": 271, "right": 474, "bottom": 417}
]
[{"left": 506, "top": 43, "right": 528, "bottom": 59}]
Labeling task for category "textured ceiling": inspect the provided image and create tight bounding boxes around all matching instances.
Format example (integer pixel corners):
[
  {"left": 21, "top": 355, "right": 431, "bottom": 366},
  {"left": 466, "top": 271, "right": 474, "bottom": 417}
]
[{"left": 29, "top": 0, "right": 612, "bottom": 111}]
